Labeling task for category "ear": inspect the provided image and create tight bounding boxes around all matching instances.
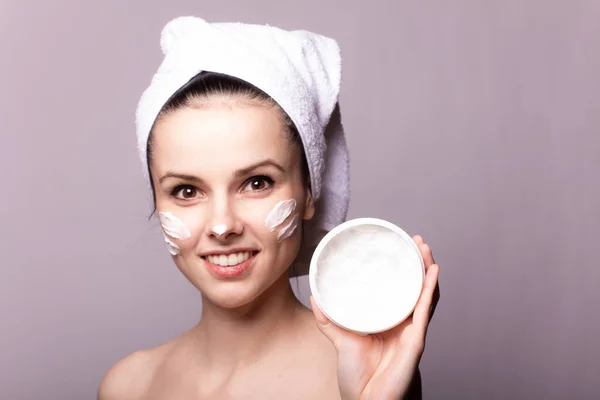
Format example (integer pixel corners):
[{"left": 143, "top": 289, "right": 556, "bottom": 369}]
[{"left": 302, "top": 187, "right": 315, "bottom": 221}]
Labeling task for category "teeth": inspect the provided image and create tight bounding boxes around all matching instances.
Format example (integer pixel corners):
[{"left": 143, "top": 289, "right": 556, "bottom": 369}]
[{"left": 207, "top": 252, "right": 252, "bottom": 267}]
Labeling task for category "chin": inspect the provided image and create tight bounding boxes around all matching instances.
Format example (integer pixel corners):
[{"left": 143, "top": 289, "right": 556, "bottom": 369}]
[{"left": 202, "top": 281, "right": 266, "bottom": 309}]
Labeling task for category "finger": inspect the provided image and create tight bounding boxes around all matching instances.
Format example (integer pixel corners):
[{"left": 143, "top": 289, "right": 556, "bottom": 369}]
[
  {"left": 309, "top": 296, "right": 356, "bottom": 349},
  {"left": 412, "top": 235, "right": 425, "bottom": 246},
  {"left": 418, "top": 242, "right": 435, "bottom": 269},
  {"left": 412, "top": 264, "right": 440, "bottom": 333}
]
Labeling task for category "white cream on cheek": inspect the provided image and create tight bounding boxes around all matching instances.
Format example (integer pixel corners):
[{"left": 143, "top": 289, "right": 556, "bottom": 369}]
[
  {"left": 159, "top": 212, "right": 192, "bottom": 239},
  {"left": 265, "top": 199, "right": 299, "bottom": 242},
  {"left": 164, "top": 236, "right": 181, "bottom": 255},
  {"left": 265, "top": 199, "right": 296, "bottom": 231},
  {"left": 159, "top": 211, "right": 191, "bottom": 256},
  {"left": 277, "top": 214, "right": 300, "bottom": 241}
]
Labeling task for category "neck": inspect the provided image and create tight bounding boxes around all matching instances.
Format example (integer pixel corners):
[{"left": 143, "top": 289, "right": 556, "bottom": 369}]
[{"left": 193, "top": 273, "right": 308, "bottom": 370}]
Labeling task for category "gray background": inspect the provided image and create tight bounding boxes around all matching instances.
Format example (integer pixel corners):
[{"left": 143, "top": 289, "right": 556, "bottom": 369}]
[{"left": 1, "top": 0, "right": 599, "bottom": 399}]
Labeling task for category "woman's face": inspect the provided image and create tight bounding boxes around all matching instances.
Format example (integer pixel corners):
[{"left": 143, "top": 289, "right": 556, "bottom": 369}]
[{"left": 150, "top": 100, "right": 314, "bottom": 308}]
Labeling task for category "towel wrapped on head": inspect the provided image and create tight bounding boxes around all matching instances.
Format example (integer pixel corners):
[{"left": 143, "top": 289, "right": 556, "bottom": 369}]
[{"left": 135, "top": 16, "right": 350, "bottom": 276}]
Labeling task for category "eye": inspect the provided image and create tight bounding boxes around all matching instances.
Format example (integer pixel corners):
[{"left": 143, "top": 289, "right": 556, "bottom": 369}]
[
  {"left": 172, "top": 185, "right": 201, "bottom": 200},
  {"left": 243, "top": 176, "right": 274, "bottom": 192}
]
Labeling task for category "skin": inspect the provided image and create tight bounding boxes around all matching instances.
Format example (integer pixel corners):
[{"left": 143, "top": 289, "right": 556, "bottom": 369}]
[{"left": 98, "top": 98, "right": 440, "bottom": 400}]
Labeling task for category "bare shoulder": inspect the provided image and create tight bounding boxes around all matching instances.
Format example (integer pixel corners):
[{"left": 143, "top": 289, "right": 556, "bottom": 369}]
[
  {"left": 97, "top": 342, "right": 174, "bottom": 400},
  {"left": 289, "top": 308, "right": 341, "bottom": 398},
  {"left": 296, "top": 308, "right": 339, "bottom": 371},
  {"left": 300, "top": 307, "right": 338, "bottom": 355}
]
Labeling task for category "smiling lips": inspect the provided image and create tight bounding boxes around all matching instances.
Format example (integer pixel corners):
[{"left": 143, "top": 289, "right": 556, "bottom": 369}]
[
  {"left": 202, "top": 251, "right": 258, "bottom": 279},
  {"left": 204, "top": 251, "right": 256, "bottom": 267}
]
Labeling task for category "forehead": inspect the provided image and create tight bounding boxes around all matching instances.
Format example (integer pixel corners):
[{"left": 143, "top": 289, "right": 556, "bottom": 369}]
[{"left": 151, "top": 104, "right": 293, "bottom": 174}]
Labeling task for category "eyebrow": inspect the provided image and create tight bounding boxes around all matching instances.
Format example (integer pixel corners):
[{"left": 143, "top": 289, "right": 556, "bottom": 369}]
[
  {"left": 234, "top": 159, "right": 285, "bottom": 178},
  {"left": 158, "top": 159, "right": 285, "bottom": 184},
  {"left": 158, "top": 172, "right": 205, "bottom": 185}
]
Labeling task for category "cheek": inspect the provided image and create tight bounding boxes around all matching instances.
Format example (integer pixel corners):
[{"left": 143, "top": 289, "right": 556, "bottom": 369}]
[
  {"left": 265, "top": 199, "right": 296, "bottom": 231},
  {"left": 275, "top": 214, "right": 300, "bottom": 242},
  {"left": 243, "top": 200, "right": 302, "bottom": 271},
  {"left": 241, "top": 202, "right": 276, "bottom": 240},
  {"left": 157, "top": 209, "right": 204, "bottom": 253},
  {"left": 257, "top": 198, "right": 301, "bottom": 244}
]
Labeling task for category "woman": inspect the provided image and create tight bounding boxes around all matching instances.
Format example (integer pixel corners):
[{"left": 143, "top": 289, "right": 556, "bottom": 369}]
[{"left": 99, "top": 16, "right": 440, "bottom": 400}]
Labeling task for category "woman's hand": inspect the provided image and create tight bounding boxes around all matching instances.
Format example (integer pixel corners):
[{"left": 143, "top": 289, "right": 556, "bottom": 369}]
[{"left": 310, "top": 235, "right": 440, "bottom": 400}]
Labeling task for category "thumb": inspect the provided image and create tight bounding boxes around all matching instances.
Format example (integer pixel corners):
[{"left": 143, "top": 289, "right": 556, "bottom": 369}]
[{"left": 309, "top": 296, "right": 355, "bottom": 349}]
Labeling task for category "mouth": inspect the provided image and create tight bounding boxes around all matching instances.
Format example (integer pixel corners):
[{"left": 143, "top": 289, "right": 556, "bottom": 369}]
[
  {"left": 201, "top": 251, "right": 260, "bottom": 267},
  {"left": 201, "top": 250, "right": 259, "bottom": 279}
]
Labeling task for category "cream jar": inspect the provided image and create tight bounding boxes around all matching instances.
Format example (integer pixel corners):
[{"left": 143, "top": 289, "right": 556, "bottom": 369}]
[{"left": 309, "top": 218, "right": 425, "bottom": 334}]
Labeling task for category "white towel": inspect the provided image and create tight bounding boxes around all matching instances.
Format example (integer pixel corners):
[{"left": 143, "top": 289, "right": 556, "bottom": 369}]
[{"left": 135, "top": 16, "right": 350, "bottom": 276}]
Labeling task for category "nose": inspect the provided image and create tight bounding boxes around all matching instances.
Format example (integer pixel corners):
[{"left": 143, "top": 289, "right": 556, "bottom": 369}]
[{"left": 205, "top": 196, "right": 243, "bottom": 240}]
